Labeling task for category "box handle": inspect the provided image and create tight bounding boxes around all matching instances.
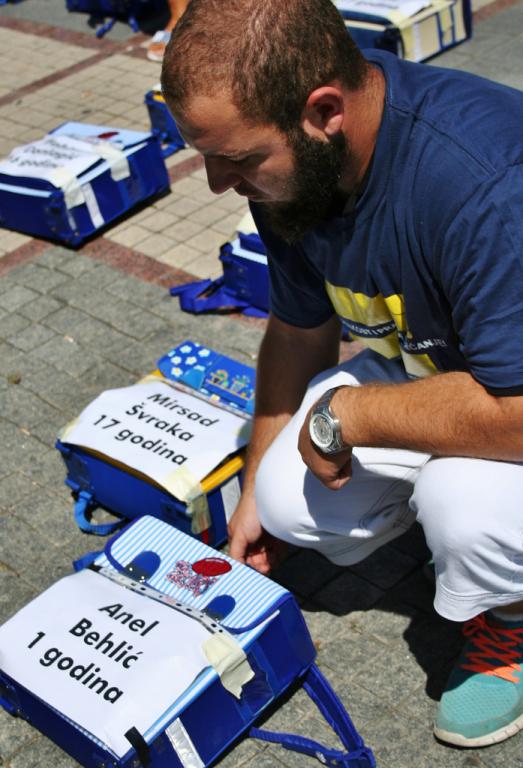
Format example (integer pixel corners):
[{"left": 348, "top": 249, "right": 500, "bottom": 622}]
[{"left": 74, "top": 490, "right": 122, "bottom": 536}]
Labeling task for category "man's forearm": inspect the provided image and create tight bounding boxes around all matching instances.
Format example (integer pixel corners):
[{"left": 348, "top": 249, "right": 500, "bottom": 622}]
[{"left": 333, "top": 371, "right": 523, "bottom": 461}]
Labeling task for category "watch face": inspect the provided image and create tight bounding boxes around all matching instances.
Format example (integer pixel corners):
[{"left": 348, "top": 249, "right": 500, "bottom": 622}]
[{"left": 310, "top": 413, "right": 334, "bottom": 449}]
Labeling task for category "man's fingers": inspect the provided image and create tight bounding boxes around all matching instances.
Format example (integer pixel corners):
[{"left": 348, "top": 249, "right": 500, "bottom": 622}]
[
  {"left": 246, "top": 549, "right": 272, "bottom": 574},
  {"left": 228, "top": 533, "right": 248, "bottom": 564},
  {"left": 316, "top": 454, "right": 352, "bottom": 489}
]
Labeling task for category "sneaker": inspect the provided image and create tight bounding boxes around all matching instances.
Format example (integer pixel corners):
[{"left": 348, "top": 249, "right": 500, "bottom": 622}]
[
  {"left": 434, "top": 612, "right": 523, "bottom": 747},
  {"left": 147, "top": 30, "right": 171, "bottom": 63}
]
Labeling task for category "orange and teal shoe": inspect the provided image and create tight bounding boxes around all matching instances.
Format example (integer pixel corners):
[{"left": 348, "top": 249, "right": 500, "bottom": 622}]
[{"left": 435, "top": 612, "right": 523, "bottom": 747}]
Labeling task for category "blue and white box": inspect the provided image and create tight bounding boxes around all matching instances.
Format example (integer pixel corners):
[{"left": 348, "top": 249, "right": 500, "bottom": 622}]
[
  {"left": 0, "top": 122, "right": 169, "bottom": 246},
  {"left": 0, "top": 515, "right": 375, "bottom": 768}
]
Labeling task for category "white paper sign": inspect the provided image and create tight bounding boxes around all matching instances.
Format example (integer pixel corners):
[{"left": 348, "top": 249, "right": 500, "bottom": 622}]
[
  {"left": 63, "top": 381, "right": 250, "bottom": 496},
  {"left": 0, "top": 569, "right": 210, "bottom": 757},
  {"left": 0, "top": 135, "right": 105, "bottom": 182}
]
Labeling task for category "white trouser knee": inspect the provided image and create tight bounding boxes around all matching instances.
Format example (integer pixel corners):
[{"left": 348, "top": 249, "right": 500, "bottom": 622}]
[{"left": 411, "top": 456, "right": 523, "bottom": 621}]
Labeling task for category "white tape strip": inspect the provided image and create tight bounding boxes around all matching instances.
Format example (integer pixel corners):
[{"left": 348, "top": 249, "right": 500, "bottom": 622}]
[
  {"left": 91, "top": 140, "right": 130, "bottom": 182},
  {"left": 166, "top": 719, "right": 204, "bottom": 768},
  {"left": 50, "top": 167, "right": 85, "bottom": 209},
  {"left": 82, "top": 182, "right": 104, "bottom": 228}
]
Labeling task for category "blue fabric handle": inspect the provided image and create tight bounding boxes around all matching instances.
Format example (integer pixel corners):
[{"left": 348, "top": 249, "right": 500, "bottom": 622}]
[
  {"left": 170, "top": 278, "right": 251, "bottom": 313},
  {"left": 74, "top": 490, "right": 122, "bottom": 537},
  {"left": 250, "top": 664, "right": 375, "bottom": 767}
]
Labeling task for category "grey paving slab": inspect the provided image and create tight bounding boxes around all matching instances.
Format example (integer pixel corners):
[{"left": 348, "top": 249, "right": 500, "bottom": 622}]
[
  {"left": 0, "top": 472, "right": 44, "bottom": 511},
  {"left": 0, "top": 513, "right": 67, "bottom": 591},
  {"left": 7, "top": 323, "right": 57, "bottom": 353},
  {"left": 11, "top": 488, "right": 77, "bottom": 548},
  {"left": 8, "top": 733, "right": 84, "bottom": 768},
  {"left": 271, "top": 548, "right": 346, "bottom": 598},
  {"left": 11, "top": 359, "right": 82, "bottom": 415},
  {"left": 42, "top": 304, "right": 95, "bottom": 336},
  {"left": 0, "top": 312, "right": 32, "bottom": 339},
  {"left": 16, "top": 450, "right": 65, "bottom": 495},
  {"left": 17, "top": 295, "right": 63, "bottom": 323},
  {"left": 106, "top": 273, "right": 177, "bottom": 311},
  {"left": 27, "top": 334, "right": 104, "bottom": 378},
  {"left": 0, "top": 285, "right": 39, "bottom": 313},
  {"left": 7, "top": 262, "right": 71, "bottom": 295},
  {"left": 312, "top": 570, "right": 385, "bottom": 615},
  {"left": 215, "top": 741, "right": 269, "bottom": 768},
  {"left": 0, "top": 703, "right": 38, "bottom": 761},
  {"left": 347, "top": 541, "right": 420, "bottom": 590},
  {"left": 94, "top": 301, "right": 168, "bottom": 340},
  {"left": 27, "top": 419, "right": 69, "bottom": 451},
  {"left": 2, "top": 384, "right": 61, "bottom": 431},
  {"left": 58, "top": 313, "right": 141, "bottom": 351},
  {"left": 76, "top": 357, "right": 137, "bottom": 399}
]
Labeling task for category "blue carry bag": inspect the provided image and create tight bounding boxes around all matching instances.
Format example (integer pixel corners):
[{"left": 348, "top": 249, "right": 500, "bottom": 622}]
[
  {"left": 66, "top": 0, "right": 165, "bottom": 37},
  {"left": 56, "top": 340, "right": 255, "bottom": 546},
  {"left": 0, "top": 515, "right": 375, "bottom": 768},
  {"left": 0, "top": 122, "right": 169, "bottom": 247},
  {"left": 171, "top": 232, "right": 270, "bottom": 318}
]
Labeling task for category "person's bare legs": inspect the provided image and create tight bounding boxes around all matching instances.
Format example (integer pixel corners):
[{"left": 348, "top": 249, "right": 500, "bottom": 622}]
[{"left": 147, "top": 0, "right": 189, "bottom": 62}]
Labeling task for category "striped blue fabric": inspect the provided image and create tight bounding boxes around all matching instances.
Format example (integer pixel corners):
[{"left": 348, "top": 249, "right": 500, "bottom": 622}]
[{"left": 96, "top": 516, "right": 288, "bottom": 630}]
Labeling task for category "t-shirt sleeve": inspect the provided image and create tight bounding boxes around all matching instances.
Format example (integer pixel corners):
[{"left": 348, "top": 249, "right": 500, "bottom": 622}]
[
  {"left": 249, "top": 203, "right": 335, "bottom": 328},
  {"left": 439, "top": 165, "right": 523, "bottom": 396}
]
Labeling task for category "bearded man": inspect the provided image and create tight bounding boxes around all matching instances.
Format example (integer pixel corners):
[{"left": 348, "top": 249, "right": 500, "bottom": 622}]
[{"left": 161, "top": 0, "right": 523, "bottom": 748}]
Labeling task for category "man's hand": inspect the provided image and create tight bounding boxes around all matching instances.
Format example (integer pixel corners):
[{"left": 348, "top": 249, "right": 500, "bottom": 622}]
[
  {"left": 228, "top": 494, "right": 287, "bottom": 575},
  {"left": 298, "top": 403, "right": 353, "bottom": 490}
]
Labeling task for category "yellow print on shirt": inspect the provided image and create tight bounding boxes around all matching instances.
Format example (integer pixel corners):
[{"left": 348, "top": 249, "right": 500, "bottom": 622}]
[{"left": 325, "top": 283, "right": 438, "bottom": 378}]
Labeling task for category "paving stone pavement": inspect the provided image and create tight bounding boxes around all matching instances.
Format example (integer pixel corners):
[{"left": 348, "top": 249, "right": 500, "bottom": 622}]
[{"left": 0, "top": 1, "right": 522, "bottom": 767}]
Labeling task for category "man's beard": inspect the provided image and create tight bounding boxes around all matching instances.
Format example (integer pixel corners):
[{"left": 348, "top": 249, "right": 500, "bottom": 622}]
[{"left": 260, "top": 128, "right": 351, "bottom": 244}]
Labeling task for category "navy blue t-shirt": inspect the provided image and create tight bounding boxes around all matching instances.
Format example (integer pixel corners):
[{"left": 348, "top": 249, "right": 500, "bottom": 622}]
[{"left": 251, "top": 51, "right": 523, "bottom": 396}]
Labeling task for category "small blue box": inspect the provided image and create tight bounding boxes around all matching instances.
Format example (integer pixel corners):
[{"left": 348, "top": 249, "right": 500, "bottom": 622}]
[{"left": 220, "top": 233, "right": 269, "bottom": 314}]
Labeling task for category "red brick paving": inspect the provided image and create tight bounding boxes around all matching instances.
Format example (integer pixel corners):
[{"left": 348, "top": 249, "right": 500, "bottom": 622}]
[
  {"left": 168, "top": 154, "right": 204, "bottom": 184},
  {"left": 474, "top": 0, "right": 522, "bottom": 20},
  {"left": 0, "top": 238, "right": 48, "bottom": 277},
  {"left": 82, "top": 237, "right": 197, "bottom": 288},
  {"left": 0, "top": 14, "right": 145, "bottom": 51}
]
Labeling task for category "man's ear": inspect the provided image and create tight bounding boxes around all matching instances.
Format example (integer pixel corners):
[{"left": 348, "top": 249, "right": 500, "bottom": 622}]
[{"left": 301, "top": 86, "right": 345, "bottom": 139}]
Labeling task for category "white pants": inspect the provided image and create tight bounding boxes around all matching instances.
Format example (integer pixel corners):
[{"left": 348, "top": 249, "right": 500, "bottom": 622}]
[{"left": 255, "top": 350, "right": 523, "bottom": 622}]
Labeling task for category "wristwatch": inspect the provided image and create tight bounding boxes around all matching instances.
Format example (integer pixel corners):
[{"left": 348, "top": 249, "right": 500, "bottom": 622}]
[{"left": 308, "top": 386, "right": 346, "bottom": 454}]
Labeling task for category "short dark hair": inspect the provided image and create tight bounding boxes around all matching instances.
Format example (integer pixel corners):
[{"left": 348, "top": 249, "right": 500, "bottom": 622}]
[{"left": 161, "top": 0, "right": 368, "bottom": 132}]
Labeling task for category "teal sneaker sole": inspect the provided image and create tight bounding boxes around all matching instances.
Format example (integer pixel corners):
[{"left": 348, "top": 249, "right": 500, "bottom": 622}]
[{"left": 434, "top": 710, "right": 523, "bottom": 748}]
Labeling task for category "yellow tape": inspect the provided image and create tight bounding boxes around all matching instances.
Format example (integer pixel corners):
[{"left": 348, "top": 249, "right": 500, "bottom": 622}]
[{"left": 57, "top": 416, "right": 80, "bottom": 442}]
